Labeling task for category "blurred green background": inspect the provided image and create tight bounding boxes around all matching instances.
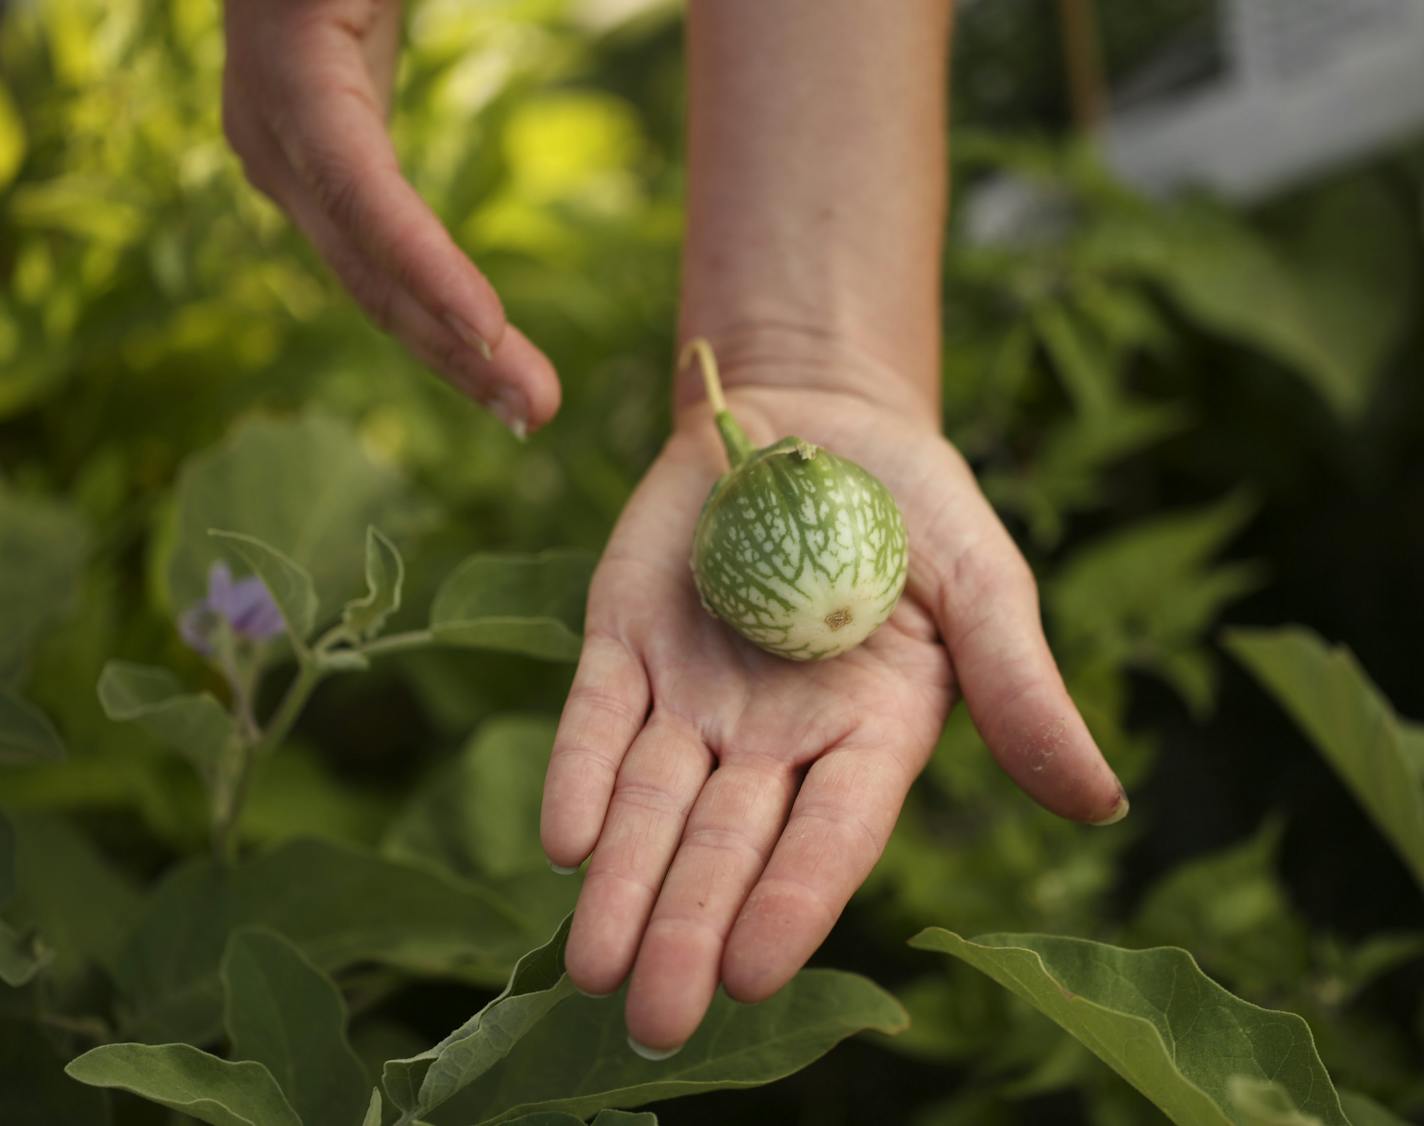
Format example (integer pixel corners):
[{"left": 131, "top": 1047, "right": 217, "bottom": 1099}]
[{"left": 2, "top": 1, "right": 1422, "bottom": 1123}]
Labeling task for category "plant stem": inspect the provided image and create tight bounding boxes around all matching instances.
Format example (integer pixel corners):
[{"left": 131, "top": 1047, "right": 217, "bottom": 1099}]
[
  {"left": 358, "top": 628, "right": 436, "bottom": 659},
  {"left": 680, "top": 337, "right": 754, "bottom": 468},
  {"left": 211, "top": 659, "right": 326, "bottom": 864}
]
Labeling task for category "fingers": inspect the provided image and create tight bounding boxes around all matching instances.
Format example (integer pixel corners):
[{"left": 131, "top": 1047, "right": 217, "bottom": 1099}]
[
  {"left": 221, "top": 10, "right": 560, "bottom": 431},
  {"left": 564, "top": 715, "right": 713, "bottom": 997},
  {"left": 932, "top": 497, "right": 1125, "bottom": 824},
  {"left": 720, "top": 740, "right": 916, "bottom": 1003},
  {"left": 623, "top": 756, "right": 797, "bottom": 1052},
  {"left": 541, "top": 633, "right": 650, "bottom": 869}
]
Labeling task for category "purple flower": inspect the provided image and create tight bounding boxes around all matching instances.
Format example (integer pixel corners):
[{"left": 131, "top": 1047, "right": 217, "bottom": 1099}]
[{"left": 178, "top": 560, "right": 286, "bottom": 655}]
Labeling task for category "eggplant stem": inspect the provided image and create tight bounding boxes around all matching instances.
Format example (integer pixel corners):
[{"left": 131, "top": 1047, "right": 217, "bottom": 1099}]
[{"left": 680, "top": 337, "right": 754, "bottom": 468}]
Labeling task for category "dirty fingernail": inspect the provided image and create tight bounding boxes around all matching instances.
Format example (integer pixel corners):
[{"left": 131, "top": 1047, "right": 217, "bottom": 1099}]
[
  {"left": 1090, "top": 790, "right": 1130, "bottom": 827},
  {"left": 442, "top": 312, "right": 493, "bottom": 360},
  {"left": 627, "top": 1036, "right": 682, "bottom": 1061}
]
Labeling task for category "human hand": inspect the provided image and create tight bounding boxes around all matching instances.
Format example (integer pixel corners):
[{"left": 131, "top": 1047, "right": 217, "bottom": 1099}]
[
  {"left": 221, "top": 0, "right": 559, "bottom": 435},
  {"left": 541, "top": 368, "right": 1127, "bottom": 1057}
]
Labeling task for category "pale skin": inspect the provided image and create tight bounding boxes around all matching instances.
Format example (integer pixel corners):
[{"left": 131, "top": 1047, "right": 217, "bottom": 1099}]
[{"left": 224, "top": 0, "right": 1126, "bottom": 1059}]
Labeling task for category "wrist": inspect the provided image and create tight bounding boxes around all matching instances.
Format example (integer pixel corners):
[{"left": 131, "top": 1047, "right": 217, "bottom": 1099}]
[{"left": 670, "top": 319, "right": 941, "bottom": 424}]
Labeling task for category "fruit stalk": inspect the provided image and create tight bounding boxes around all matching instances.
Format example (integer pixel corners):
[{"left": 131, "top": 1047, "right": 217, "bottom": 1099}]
[{"left": 680, "top": 337, "right": 753, "bottom": 468}]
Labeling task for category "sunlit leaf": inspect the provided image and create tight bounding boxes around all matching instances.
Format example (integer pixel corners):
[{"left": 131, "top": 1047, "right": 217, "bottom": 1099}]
[
  {"left": 221, "top": 928, "right": 370, "bottom": 1126},
  {"left": 420, "top": 970, "right": 907, "bottom": 1124},
  {"left": 430, "top": 550, "right": 593, "bottom": 661},
  {"left": 911, "top": 929, "right": 1348, "bottom": 1126},
  {"left": 0, "top": 687, "right": 65, "bottom": 764},
  {"left": 1225, "top": 626, "right": 1424, "bottom": 892},
  {"left": 65, "top": 1043, "right": 302, "bottom": 1126},
  {"left": 97, "top": 660, "right": 234, "bottom": 772},
  {"left": 0, "top": 80, "right": 25, "bottom": 190},
  {"left": 384, "top": 916, "right": 574, "bottom": 1118},
  {"left": 342, "top": 526, "right": 405, "bottom": 641},
  {"left": 209, "top": 530, "right": 319, "bottom": 644}
]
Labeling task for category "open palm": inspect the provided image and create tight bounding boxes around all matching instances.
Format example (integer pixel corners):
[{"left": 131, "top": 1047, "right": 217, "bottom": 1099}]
[{"left": 541, "top": 383, "right": 1126, "bottom": 1055}]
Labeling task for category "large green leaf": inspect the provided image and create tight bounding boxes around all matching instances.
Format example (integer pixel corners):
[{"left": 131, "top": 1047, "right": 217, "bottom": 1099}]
[
  {"left": 1224, "top": 627, "right": 1424, "bottom": 892},
  {"left": 910, "top": 930, "right": 1347, "bottom": 1126},
  {"left": 209, "top": 530, "right": 319, "bottom": 645},
  {"left": 0, "top": 486, "right": 87, "bottom": 683},
  {"left": 429, "top": 551, "right": 593, "bottom": 662},
  {"left": 65, "top": 1043, "right": 302, "bottom": 1126},
  {"left": 222, "top": 928, "right": 370, "bottom": 1126},
  {"left": 343, "top": 526, "right": 405, "bottom": 641},
  {"left": 114, "top": 838, "right": 540, "bottom": 1044},
  {"left": 1084, "top": 206, "right": 1387, "bottom": 419},
  {"left": 421, "top": 970, "right": 907, "bottom": 1124},
  {"left": 161, "top": 415, "right": 415, "bottom": 614},
  {"left": 384, "top": 915, "right": 574, "bottom": 1119},
  {"left": 97, "top": 661, "right": 234, "bottom": 773},
  {"left": 384, "top": 715, "right": 558, "bottom": 880},
  {"left": 2, "top": 809, "right": 140, "bottom": 986},
  {"left": 0, "top": 687, "right": 65, "bottom": 764}
]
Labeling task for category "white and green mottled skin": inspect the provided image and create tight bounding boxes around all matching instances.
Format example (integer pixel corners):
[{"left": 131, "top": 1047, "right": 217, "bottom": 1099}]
[{"left": 692, "top": 436, "right": 909, "bottom": 661}]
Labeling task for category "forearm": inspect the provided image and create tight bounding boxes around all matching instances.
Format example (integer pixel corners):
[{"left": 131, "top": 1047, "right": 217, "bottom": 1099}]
[{"left": 677, "top": 0, "right": 952, "bottom": 417}]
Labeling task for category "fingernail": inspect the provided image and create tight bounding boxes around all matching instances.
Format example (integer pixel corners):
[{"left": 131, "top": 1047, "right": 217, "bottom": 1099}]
[
  {"left": 627, "top": 1035, "right": 682, "bottom": 1061},
  {"left": 549, "top": 861, "right": 579, "bottom": 876},
  {"left": 573, "top": 983, "right": 614, "bottom": 1000},
  {"left": 486, "top": 387, "right": 528, "bottom": 441},
  {"left": 1090, "top": 791, "right": 1130, "bottom": 827},
  {"left": 442, "top": 312, "right": 493, "bottom": 361}
]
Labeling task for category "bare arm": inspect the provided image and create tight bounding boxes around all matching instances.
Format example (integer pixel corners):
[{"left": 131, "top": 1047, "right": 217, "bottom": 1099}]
[{"left": 678, "top": 0, "right": 952, "bottom": 415}]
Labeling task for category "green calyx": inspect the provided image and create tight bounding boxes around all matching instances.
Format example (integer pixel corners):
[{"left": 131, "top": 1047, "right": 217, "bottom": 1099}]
[{"left": 680, "top": 339, "right": 909, "bottom": 662}]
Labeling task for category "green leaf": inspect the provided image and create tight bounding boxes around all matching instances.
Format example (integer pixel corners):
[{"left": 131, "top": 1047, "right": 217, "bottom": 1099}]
[
  {"left": 222, "top": 928, "right": 370, "bottom": 1126},
  {"left": 65, "top": 1043, "right": 302, "bottom": 1126},
  {"left": 0, "top": 485, "right": 88, "bottom": 683},
  {"left": 384, "top": 715, "right": 558, "bottom": 880},
  {"left": 1338, "top": 1089, "right": 1414, "bottom": 1126},
  {"left": 161, "top": 415, "right": 416, "bottom": 616},
  {"left": 97, "top": 661, "right": 234, "bottom": 772},
  {"left": 430, "top": 550, "right": 594, "bottom": 662},
  {"left": 209, "top": 530, "right": 319, "bottom": 645},
  {"left": 1229, "top": 1076, "right": 1325, "bottom": 1125},
  {"left": 0, "top": 80, "right": 24, "bottom": 191},
  {"left": 419, "top": 969, "right": 907, "bottom": 1124},
  {"left": 1083, "top": 205, "right": 1384, "bottom": 419},
  {"left": 504, "top": 1114, "right": 658, "bottom": 1125},
  {"left": 114, "top": 838, "right": 539, "bottom": 1044},
  {"left": 343, "top": 527, "right": 405, "bottom": 641},
  {"left": 364, "top": 1088, "right": 385, "bottom": 1126},
  {"left": 1048, "top": 494, "right": 1263, "bottom": 714},
  {"left": 0, "top": 917, "right": 51, "bottom": 986},
  {"left": 1130, "top": 819, "right": 1311, "bottom": 996},
  {"left": 0, "top": 1016, "right": 113, "bottom": 1126},
  {"left": 1224, "top": 626, "right": 1424, "bottom": 892},
  {"left": 910, "top": 929, "right": 1348, "bottom": 1126},
  {"left": 2, "top": 809, "right": 140, "bottom": 986},
  {"left": 384, "top": 915, "right": 574, "bottom": 1118},
  {"left": 0, "top": 687, "right": 65, "bottom": 764},
  {"left": 382, "top": 715, "right": 578, "bottom": 947}
]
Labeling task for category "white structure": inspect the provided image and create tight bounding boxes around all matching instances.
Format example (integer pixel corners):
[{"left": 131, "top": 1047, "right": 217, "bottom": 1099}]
[{"left": 1106, "top": 0, "right": 1424, "bottom": 199}]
